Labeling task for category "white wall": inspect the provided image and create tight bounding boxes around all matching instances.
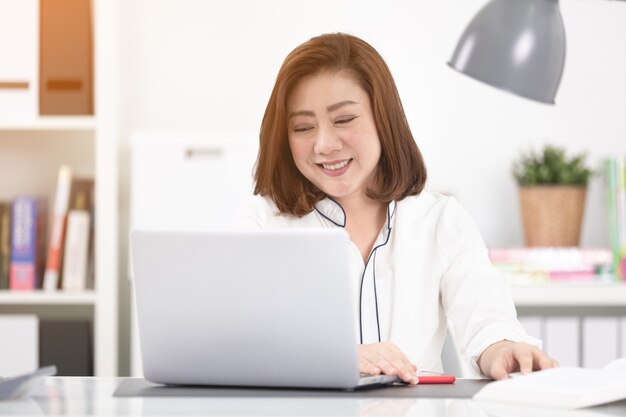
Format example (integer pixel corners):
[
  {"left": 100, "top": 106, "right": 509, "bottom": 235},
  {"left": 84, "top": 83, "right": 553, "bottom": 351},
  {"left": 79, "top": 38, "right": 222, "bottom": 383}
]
[{"left": 119, "top": 0, "right": 626, "bottom": 249}]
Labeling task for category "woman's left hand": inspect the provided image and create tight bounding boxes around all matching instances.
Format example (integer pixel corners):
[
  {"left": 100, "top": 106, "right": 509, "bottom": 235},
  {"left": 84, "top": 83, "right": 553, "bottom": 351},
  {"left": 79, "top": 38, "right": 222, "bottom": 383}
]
[{"left": 477, "top": 340, "right": 559, "bottom": 380}]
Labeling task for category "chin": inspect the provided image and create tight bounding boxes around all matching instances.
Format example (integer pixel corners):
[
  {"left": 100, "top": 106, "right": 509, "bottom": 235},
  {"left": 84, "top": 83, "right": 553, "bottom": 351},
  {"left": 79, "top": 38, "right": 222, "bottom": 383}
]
[{"left": 318, "top": 185, "right": 355, "bottom": 200}]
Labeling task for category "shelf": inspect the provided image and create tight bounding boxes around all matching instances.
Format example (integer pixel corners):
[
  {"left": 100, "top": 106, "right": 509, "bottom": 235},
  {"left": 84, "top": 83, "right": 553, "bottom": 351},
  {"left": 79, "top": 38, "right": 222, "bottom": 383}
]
[
  {"left": 0, "top": 116, "right": 96, "bottom": 131},
  {"left": 511, "top": 284, "right": 626, "bottom": 307},
  {"left": 0, "top": 290, "right": 96, "bottom": 305}
]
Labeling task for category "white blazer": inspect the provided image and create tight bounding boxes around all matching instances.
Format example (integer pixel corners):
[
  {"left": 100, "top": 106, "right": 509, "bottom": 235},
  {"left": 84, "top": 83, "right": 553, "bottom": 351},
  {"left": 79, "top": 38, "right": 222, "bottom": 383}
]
[{"left": 235, "top": 191, "right": 541, "bottom": 375}]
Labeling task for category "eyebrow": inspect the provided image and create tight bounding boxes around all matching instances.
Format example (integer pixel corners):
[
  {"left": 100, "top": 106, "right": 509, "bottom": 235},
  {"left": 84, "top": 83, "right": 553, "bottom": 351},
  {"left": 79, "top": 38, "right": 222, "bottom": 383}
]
[{"left": 288, "top": 100, "right": 358, "bottom": 119}]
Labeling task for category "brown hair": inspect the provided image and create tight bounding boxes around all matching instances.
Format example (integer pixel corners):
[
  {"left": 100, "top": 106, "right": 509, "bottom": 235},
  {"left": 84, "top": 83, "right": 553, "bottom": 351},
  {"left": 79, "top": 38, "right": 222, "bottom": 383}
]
[{"left": 254, "top": 32, "right": 427, "bottom": 216}]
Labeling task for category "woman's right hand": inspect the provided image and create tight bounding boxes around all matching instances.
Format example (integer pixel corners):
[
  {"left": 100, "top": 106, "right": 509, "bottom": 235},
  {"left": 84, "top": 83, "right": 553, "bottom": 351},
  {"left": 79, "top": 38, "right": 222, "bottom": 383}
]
[{"left": 358, "top": 342, "right": 419, "bottom": 385}]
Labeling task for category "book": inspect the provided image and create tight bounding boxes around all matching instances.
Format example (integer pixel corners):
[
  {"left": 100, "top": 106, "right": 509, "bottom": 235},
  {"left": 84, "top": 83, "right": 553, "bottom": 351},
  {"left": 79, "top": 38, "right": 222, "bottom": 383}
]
[
  {"left": 605, "top": 158, "right": 626, "bottom": 282},
  {"left": 0, "top": 201, "right": 11, "bottom": 289},
  {"left": 39, "top": 0, "right": 93, "bottom": 115},
  {"left": 489, "top": 247, "right": 614, "bottom": 285},
  {"left": 61, "top": 210, "right": 90, "bottom": 291},
  {"left": 67, "top": 178, "right": 95, "bottom": 213},
  {"left": 61, "top": 178, "right": 95, "bottom": 290},
  {"left": 42, "top": 165, "right": 72, "bottom": 291},
  {"left": 605, "top": 159, "right": 619, "bottom": 276},
  {"left": 478, "top": 399, "right": 622, "bottom": 417},
  {"left": 9, "top": 197, "right": 47, "bottom": 290},
  {"left": 473, "top": 357, "right": 626, "bottom": 409},
  {"left": 617, "top": 157, "right": 626, "bottom": 281}
]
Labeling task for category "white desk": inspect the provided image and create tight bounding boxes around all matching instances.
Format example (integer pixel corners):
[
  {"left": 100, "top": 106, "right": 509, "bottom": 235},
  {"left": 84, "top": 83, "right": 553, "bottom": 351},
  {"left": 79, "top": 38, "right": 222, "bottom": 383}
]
[{"left": 1, "top": 377, "right": 626, "bottom": 417}]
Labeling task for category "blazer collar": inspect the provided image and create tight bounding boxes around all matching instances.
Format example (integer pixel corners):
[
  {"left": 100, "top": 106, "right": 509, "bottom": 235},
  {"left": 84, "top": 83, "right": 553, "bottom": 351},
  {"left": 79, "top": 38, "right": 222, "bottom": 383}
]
[{"left": 314, "top": 198, "right": 397, "bottom": 229}]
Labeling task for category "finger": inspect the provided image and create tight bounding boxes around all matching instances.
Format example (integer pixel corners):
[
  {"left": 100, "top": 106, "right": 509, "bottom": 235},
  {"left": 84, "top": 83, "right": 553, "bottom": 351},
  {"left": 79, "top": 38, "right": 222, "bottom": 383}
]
[
  {"left": 388, "top": 358, "right": 416, "bottom": 383},
  {"left": 382, "top": 346, "right": 416, "bottom": 377},
  {"left": 490, "top": 362, "right": 509, "bottom": 380},
  {"left": 358, "top": 346, "right": 383, "bottom": 375},
  {"left": 364, "top": 353, "right": 397, "bottom": 376},
  {"left": 359, "top": 358, "right": 381, "bottom": 375},
  {"left": 377, "top": 344, "right": 415, "bottom": 378},
  {"left": 382, "top": 343, "right": 414, "bottom": 369},
  {"left": 514, "top": 350, "right": 534, "bottom": 374},
  {"left": 551, "top": 359, "right": 559, "bottom": 368},
  {"left": 484, "top": 352, "right": 510, "bottom": 380},
  {"left": 533, "top": 350, "right": 554, "bottom": 371}
]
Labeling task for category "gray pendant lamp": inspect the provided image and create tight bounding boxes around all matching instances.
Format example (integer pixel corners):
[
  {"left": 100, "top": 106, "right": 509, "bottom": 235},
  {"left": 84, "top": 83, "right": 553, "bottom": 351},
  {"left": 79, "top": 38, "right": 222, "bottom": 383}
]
[{"left": 448, "top": 0, "right": 566, "bottom": 104}]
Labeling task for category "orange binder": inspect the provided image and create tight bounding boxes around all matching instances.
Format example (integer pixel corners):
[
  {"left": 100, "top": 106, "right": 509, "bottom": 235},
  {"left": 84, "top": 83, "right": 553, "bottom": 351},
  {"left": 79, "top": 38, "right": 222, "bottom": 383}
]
[{"left": 39, "top": 0, "right": 93, "bottom": 115}]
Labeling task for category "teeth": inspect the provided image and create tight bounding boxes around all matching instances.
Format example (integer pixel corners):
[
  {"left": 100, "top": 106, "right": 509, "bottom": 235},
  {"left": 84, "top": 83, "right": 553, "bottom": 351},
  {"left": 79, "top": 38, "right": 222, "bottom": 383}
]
[{"left": 322, "top": 160, "right": 350, "bottom": 170}]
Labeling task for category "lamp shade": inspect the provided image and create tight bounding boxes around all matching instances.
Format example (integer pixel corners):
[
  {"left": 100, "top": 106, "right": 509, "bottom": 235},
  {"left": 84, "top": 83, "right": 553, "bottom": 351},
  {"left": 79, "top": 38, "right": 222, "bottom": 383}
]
[{"left": 448, "top": 0, "right": 566, "bottom": 104}]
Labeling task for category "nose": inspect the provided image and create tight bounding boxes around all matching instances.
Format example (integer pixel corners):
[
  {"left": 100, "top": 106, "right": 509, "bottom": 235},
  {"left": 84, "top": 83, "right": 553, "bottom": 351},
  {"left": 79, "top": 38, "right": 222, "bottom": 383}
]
[{"left": 313, "top": 124, "right": 342, "bottom": 155}]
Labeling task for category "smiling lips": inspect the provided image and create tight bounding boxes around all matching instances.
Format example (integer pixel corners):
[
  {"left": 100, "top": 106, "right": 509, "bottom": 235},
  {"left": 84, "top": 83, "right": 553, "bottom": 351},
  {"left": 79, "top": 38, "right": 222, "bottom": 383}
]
[{"left": 317, "top": 158, "right": 353, "bottom": 177}]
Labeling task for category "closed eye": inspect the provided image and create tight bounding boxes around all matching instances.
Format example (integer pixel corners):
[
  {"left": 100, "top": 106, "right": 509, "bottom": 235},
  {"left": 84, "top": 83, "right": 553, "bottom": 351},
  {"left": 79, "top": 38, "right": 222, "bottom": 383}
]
[
  {"left": 293, "top": 125, "right": 313, "bottom": 133},
  {"left": 335, "top": 116, "right": 358, "bottom": 125}
]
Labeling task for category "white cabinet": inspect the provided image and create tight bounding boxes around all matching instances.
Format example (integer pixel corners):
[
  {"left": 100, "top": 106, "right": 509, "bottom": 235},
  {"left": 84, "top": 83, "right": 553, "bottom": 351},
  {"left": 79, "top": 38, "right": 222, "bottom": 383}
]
[{"left": 513, "top": 284, "right": 626, "bottom": 368}]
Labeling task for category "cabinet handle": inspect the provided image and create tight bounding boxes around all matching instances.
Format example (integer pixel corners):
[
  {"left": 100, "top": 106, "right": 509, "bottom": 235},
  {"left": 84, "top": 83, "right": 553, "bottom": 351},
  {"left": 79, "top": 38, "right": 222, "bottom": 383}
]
[
  {"left": 0, "top": 81, "right": 29, "bottom": 90},
  {"left": 185, "top": 148, "right": 223, "bottom": 159},
  {"left": 46, "top": 79, "right": 83, "bottom": 91}
]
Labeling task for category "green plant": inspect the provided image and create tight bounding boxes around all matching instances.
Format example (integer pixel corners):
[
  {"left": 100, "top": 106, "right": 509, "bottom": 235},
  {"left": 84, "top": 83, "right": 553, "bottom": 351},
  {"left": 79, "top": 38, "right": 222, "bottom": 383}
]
[{"left": 512, "top": 145, "right": 593, "bottom": 186}]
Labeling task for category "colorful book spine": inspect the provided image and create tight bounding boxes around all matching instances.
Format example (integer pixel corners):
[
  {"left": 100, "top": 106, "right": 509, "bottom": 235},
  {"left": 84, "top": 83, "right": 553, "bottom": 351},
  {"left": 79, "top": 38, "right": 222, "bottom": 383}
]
[
  {"left": 42, "top": 165, "right": 72, "bottom": 290},
  {"left": 10, "top": 197, "right": 46, "bottom": 290},
  {"left": 0, "top": 202, "right": 11, "bottom": 289},
  {"left": 61, "top": 210, "right": 90, "bottom": 291},
  {"left": 489, "top": 247, "right": 615, "bottom": 285},
  {"left": 605, "top": 159, "right": 621, "bottom": 282},
  {"left": 617, "top": 157, "right": 626, "bottom": 281}
]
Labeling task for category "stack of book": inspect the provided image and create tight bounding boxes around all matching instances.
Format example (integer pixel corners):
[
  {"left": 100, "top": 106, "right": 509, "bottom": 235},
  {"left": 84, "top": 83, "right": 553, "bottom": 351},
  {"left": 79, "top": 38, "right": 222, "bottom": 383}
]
[
  {"left": 605, "top": 157, "right": 626, "bottom": 281},
  {"left": 0, "top": 165, "right": 94, "bottom": 292},
  {"left": 489, "top": 247, "right": 615, "bottom": 285}
]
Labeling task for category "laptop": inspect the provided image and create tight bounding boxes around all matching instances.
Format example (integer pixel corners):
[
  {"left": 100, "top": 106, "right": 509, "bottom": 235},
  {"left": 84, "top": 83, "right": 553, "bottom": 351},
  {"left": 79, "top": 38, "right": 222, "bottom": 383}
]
[{"left": 130, "top": 228, "right": 399, "bottom": 390}]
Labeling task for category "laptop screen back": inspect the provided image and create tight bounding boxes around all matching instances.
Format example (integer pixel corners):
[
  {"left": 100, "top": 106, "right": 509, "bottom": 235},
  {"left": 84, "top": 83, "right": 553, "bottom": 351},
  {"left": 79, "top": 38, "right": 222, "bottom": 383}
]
[{"left": 130, "top": 228, "right": 361, "bottom": 389}]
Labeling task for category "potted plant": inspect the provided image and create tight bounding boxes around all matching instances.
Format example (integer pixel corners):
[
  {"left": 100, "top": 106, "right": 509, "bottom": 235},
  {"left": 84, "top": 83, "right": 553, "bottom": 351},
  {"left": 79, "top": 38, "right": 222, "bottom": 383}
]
[{"left": 512, "top": 145, "right": 593, "bottom": 247}]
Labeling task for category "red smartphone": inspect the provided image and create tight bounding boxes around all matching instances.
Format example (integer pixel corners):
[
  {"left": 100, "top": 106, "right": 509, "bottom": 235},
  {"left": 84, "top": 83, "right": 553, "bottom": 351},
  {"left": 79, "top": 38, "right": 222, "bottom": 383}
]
[{"left": 416, "top": 375, "right": 456, "bottom": 384}]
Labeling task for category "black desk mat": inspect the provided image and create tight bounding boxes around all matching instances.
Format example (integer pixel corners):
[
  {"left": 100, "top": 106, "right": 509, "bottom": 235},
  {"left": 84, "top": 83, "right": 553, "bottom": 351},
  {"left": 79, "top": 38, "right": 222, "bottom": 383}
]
[{"left": 113, "top": 378, "right": 490, "bottom": 398}]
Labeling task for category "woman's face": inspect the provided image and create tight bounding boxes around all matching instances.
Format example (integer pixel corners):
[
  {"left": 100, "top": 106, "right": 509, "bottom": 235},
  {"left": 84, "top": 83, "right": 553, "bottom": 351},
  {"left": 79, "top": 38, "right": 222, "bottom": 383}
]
[{"left": 287, "top": 71, "right": 381, "bottom": 204}]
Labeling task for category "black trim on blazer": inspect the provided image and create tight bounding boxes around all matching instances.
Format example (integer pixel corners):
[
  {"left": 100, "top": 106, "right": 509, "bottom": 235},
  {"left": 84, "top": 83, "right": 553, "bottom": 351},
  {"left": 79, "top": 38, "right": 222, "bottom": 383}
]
[
  {"left": 315, "top": 198, "right": 396, "bottom": 344},
  {"left": 358, "top": 201, "right": 394, "bottom": 344},
  {"left": 314, "top": 197, "right": 346, "bottom": 228}
]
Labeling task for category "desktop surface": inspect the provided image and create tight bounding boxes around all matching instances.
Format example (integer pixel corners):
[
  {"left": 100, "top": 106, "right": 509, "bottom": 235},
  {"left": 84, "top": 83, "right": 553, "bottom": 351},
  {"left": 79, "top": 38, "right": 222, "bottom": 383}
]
[{"left": 0, "top": 377, "right": 625, "bottom": 417}]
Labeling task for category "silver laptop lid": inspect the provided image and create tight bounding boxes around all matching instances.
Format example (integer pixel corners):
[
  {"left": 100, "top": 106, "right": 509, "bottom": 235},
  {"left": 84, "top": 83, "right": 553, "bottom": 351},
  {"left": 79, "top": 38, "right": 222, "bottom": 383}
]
[{"left": 130, "top": 228, "right": 362, "bottom": 389}]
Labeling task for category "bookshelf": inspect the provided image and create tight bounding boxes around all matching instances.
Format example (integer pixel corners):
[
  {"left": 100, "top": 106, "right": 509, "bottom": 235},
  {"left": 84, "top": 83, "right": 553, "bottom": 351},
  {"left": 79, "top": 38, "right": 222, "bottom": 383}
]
[
  {"left": 0, "top": 290, "right": 96, "bottom": 305},
  {"left": 511, "top": 284, "right": 626, "bottom": 307},
  {"left": 0, "top": 0, "right": 118, "bottom": 376},
  {"left": 0, "top": 117, "right": 97, "bottom": 131}
]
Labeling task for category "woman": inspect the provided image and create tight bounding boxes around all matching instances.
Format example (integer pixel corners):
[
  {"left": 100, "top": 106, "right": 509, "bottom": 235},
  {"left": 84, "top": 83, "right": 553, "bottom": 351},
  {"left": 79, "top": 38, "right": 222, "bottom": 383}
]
[{"left": 237, "top": 32, "right": 558, "bottom": 385}]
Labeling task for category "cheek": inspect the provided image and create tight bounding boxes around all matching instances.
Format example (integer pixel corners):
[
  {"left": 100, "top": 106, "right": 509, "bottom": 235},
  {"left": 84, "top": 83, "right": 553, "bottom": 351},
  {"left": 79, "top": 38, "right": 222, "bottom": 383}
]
[
  {"left": 289, "top": 137, "right": 309, "bottom": 158},
  {"left": 373, "top": 141, "right": 382, "bottom": 162},
  {"left": 288, "top": 138, "right": 308, "bottom": 168},
  {"left": 352, "top": 123, "right": 381, "bottom": 158}
]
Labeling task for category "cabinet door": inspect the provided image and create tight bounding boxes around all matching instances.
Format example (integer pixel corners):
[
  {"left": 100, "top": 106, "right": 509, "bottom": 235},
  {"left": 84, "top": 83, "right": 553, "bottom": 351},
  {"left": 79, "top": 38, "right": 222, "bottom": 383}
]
[
  {"left": 130, "top": 132, "right": 257, "bottom": 231},
  {"left": 582, "top": 317, "right": 620, "bottom": 369},
  {"left": 0, "top": 0, "right": 38, "bottom": 120},
  {"left": 545, "top": 316, "right": 580, "bottom": 367},
  {"left": 0, "top": 315, "right": 38, "bottom": 376}
]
